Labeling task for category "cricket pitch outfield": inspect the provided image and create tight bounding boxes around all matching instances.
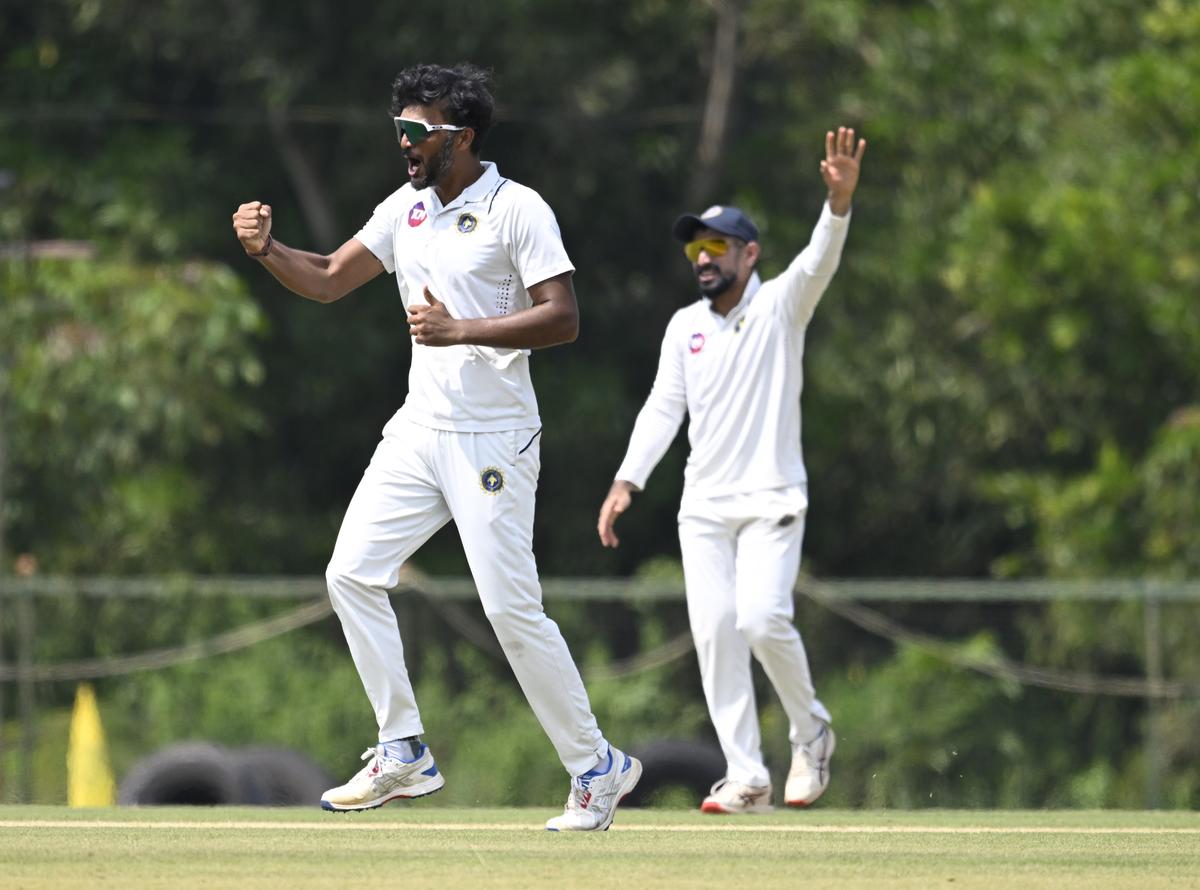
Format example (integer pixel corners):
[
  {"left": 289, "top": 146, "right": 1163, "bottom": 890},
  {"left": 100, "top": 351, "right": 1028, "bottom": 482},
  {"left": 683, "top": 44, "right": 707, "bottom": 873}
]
[{"left": 2, "top": 805, "right": 1199, "bottom": 889}]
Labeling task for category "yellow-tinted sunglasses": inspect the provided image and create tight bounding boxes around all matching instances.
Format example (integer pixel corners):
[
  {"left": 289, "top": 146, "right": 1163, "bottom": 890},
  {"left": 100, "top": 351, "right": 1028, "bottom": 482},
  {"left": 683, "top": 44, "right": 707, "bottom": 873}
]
[{"left": 683, "top": 238, "right": 731, "bottom": 263}]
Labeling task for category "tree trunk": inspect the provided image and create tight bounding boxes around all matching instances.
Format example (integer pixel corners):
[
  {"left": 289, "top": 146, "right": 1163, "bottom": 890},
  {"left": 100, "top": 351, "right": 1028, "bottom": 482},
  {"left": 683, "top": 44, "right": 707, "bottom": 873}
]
[
  {"left": 267, "top": 107, "right": 339, "bottom": 251},
  {"left": 687, "top": 0, "right": 742, "bottom": 208}
]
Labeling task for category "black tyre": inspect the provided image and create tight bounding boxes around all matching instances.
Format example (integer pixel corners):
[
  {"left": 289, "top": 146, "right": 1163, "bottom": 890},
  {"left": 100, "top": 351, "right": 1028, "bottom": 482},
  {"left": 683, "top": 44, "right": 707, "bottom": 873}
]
[
  {"left": 118, "top": 742, "right": 242, "bottom": 806},
  {"left": 623, "top": 739, "right": 726, "bottom": 808},
  {"left": 233, "top": 746, "right": 334, "bottom": 807}
]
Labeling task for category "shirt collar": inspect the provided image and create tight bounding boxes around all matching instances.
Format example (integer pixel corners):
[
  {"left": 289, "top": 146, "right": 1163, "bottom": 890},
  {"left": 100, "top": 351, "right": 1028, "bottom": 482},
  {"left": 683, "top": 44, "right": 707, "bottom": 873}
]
[
  {"left": 435, "top": 161, "right": 502, "bottom": 213},
  {"left": 705, "top": 271, "right": 762, "bottom": 321}
]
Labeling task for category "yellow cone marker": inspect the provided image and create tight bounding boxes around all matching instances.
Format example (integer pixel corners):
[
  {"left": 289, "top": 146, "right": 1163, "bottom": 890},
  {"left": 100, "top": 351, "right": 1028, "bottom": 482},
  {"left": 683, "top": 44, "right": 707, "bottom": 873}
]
[{"left": 67, "top": 683, "right": 116, "bottom": 807}]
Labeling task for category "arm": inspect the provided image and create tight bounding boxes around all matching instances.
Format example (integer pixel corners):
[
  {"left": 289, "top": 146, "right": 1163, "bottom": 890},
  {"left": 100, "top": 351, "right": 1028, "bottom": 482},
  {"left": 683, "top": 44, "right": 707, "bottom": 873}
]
[
  {"left": 597, "top": 325, "right": 688, "bottom": 547},
  {"left": 232, "top": 201, "right": 385, "bottom": 303},
  {"left": 406, "top": 272, "right": 579, "bottom": 348},
  {"left": 779, "top": 127, "right": 867, "bottom": 325}
]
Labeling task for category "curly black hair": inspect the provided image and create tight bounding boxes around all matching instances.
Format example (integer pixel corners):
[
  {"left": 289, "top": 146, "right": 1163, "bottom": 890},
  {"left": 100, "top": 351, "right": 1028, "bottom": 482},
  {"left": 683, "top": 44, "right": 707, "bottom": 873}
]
[{"left": 390, "top": 63, "right": 494, "bottom": 155}]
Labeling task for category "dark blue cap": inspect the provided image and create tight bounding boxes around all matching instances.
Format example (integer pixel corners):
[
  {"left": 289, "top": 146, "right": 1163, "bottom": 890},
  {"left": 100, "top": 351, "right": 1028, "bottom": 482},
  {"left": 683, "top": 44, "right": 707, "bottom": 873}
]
[{"left": 672, "top": 205, "right": 759, "bottom": 243}]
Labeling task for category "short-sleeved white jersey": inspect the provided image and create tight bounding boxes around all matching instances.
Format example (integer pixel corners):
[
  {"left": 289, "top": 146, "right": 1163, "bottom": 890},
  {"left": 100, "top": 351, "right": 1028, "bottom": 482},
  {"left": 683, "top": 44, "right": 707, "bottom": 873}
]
[
  {"left": 614, "top": 202, "right": 851, "bottom": 499},
  {"left": 354, "top": 162, "right": 574, "bottom": 431}
]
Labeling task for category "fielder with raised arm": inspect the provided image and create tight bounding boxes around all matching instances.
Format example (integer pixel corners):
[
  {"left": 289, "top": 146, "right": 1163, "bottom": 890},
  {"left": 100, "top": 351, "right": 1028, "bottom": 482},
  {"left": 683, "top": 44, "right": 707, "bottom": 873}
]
[
  {"left": 233, "top": 63, "right": 639, "bottom": 832},
  {"left": 598, "top": 127, "right": 866, "bottom": 814}
]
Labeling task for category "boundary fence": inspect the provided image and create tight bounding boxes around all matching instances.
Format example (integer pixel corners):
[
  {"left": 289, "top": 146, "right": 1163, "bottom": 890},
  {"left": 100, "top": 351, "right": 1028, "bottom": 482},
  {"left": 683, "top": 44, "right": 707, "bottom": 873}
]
[{"left": 1, "top": 573, "right": 1198, "bottom": 805}]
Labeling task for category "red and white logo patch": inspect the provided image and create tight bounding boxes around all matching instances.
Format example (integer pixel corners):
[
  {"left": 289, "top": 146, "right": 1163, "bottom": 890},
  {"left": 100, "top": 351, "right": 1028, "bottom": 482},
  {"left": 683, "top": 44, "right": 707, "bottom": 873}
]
[
  {"left": 689, "top": 332, "right": 706, "bottom": 354},
  {"left": 408, "top": 202, "right": 428, "bottom": 227}
]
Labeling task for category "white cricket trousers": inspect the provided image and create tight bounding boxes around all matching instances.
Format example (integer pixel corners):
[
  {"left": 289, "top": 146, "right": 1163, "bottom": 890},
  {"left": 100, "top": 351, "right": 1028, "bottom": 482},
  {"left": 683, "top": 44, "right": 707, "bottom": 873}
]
[
  {"left": 678, "top": 484, "right": 831, "bottom": 788},
  {"left": 325, "top": 414, "right": 607, "bottom": 777}
]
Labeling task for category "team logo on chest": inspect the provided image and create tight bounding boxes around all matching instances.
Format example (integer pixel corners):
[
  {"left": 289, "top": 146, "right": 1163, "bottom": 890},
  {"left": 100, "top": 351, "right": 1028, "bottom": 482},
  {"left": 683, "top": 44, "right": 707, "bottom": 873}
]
[
  {"left": 408, "top": 202, "right": 428, "bottom": 227},
  {"left": 689, "top": 332, "right": 706, "bottom": 354},
  {"left": 480, "top": 466, "right": 505, "bottom": 494},
  {"left": 735, "top": 315, "right": 747, "bottom": 333},
  {"left": 456, "top": 212, "right": 478, "bottom": 234}
]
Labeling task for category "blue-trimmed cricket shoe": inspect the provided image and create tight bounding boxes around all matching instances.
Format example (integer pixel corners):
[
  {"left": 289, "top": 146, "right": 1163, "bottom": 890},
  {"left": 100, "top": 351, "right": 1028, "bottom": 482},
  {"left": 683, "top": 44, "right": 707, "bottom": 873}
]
[
  {"left": 545, "top": 744, "right": 642, "bottom": 831},
  {"left": 320, "top": 744, "right": 444, "bottom": 812}
]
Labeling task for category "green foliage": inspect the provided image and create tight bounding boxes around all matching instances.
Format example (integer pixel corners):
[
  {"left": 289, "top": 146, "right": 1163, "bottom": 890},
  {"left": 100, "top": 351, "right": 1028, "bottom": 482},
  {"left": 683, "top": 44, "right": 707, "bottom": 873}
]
[
  {"left": 1, "top": 256, "right": 265, "bottom": 571},
  {"left": 3, "top": 0, "right": 1200, "bottom": 812}
]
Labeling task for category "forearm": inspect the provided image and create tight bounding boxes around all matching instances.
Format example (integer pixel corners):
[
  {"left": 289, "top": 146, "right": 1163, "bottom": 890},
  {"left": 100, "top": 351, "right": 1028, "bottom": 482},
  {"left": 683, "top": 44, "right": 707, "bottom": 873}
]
[
  {"left": 810, "top": 201, "right": 851, "bottom": 269},
  {"left": 453, "top": 301, "right": 579, "bottom": 349},
  {"left": 252, "top": 241, "right": 342, "bottom": 303},
  {"left": 614, "top": 396, "right": 685, "bottom": 490}
]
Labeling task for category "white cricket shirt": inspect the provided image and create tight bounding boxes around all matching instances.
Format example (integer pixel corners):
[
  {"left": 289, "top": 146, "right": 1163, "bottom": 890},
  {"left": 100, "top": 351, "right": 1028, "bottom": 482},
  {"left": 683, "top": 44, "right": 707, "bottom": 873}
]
[
  {"left": 614, "top": 202, "right": 851, "bottom": 498},
  {"left": 354, "top": 162, "right": 574, "bottom": 431}
]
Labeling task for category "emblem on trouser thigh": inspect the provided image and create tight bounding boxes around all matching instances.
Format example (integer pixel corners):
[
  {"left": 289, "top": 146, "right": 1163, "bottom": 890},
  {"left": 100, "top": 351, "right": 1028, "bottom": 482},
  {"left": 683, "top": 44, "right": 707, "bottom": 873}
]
[{"left": 480, "top": 467, "right": 505, "bottom": 494}]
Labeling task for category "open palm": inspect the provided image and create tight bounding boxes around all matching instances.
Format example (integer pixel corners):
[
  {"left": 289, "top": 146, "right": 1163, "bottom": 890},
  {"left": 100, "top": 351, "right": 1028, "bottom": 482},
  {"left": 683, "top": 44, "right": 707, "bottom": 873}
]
[{"left": 820, "top": 126, "right": 866, "bottom": 213}]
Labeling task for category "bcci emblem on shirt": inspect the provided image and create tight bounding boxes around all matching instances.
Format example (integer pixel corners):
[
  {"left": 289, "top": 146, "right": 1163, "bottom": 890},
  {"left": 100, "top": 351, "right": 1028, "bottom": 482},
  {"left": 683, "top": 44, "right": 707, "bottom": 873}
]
[
  {"left": 480, "top": 466, "right": 504, "bottom": 494},
  {"left": 456, "top": 212, "right": 478, "bottom": 234}
]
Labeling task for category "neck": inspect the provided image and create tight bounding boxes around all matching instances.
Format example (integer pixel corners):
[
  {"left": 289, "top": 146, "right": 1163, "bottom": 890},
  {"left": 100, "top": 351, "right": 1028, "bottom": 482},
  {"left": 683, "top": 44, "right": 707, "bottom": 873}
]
[
  {"left": 710, "top": 279, "right": 747, "bottom": 317},
  {"left": 435, "top": 157, "right": 486, "bottom": 204}
]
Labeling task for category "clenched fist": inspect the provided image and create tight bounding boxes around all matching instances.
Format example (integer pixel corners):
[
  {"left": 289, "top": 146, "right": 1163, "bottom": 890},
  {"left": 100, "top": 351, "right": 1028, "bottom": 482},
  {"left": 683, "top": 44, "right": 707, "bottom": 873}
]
[{"left": 232, "top": 201, "right": 273, "bottom": 255}]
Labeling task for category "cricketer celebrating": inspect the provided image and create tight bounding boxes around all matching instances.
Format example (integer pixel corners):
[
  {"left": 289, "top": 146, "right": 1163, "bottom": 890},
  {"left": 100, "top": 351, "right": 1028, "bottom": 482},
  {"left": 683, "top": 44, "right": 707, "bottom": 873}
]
[
  {"left": 597, "top": 126, "right": 866, "bottom": 814},
  {"left": 233, "top": 63, "right": 639, "bottom": 832}
]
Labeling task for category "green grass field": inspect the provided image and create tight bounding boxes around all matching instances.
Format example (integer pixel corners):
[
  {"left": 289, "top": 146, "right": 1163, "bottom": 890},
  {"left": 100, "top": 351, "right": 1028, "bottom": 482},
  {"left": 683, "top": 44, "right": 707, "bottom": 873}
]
[{"left": 2, "top": 805, "right": 1199, "bottom": 889}]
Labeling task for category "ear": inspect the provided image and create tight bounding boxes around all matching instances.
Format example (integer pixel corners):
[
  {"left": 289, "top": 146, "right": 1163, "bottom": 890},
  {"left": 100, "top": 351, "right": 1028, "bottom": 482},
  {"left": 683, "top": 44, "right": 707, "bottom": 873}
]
[
  {"left": 455, "top": 127, "right": 475, "bottom": 153},
  {"left": 743, "top": 241, "right": 761, "bottom": 269}
]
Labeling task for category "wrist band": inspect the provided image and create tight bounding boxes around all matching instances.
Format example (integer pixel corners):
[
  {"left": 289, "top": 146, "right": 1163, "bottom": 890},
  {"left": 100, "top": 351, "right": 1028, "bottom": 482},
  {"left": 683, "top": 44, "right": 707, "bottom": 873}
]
[{"left": 247, "top": 234, "right": 273, "bottom": 257}]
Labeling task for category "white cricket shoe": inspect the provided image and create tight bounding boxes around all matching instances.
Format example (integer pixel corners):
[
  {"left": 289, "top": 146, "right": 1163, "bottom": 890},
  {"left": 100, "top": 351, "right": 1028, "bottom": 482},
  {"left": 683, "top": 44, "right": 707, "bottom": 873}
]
[
  {"left": 320, "top": 744, "right": 444, "bottom": 811},
  {"left": 785, "top": 721, "right": 836, "bottom": 807},
  {"left": 700, "top": 779, "right": 774, "bottom": 814},
  {"left": 545, "top": 745, "right": 642, "bottom": 831}
]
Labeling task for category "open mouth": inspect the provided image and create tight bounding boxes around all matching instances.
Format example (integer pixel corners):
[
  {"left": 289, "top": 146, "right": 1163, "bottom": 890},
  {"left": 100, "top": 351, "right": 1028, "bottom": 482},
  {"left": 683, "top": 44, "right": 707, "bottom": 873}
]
[
  {"left": 405, "top": 154, "right": 424, "bottom": 179},
  {"left": 697, "top": 265, "right": 719, "bottom": 285}
]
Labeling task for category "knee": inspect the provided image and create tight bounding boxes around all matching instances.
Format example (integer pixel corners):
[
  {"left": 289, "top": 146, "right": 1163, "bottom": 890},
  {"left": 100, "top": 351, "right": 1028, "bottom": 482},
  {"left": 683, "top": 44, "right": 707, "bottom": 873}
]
[
  {"left": 324, "top": 562, "right": 350, "bottom": 607},
  {"left": 689, "top": 609, "right": 738, "bottom": 652},
  {"left": 325, "top": 558, "right": 375, "bottom": 609},
  {"left": 735, "top": 608, "right": 792, "bottom": 647},
  {"left": 482, "top": 601, "right": 543, "bottom": 638}
]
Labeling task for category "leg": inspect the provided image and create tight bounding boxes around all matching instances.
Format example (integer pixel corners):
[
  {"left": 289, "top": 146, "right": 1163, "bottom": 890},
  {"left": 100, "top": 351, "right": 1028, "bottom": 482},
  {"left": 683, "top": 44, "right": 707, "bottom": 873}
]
[
  {"left": 440, "top": 427, "right": 606, "bottom": 776},
  {"left": 679, "top": 502, "right": 770, "bottom": 788},
  {"left": 325, "top": 422, "right": 451, "bottom": 742},
  {"left": 733, "top": 509, "right": 830, "bottom": 748}
]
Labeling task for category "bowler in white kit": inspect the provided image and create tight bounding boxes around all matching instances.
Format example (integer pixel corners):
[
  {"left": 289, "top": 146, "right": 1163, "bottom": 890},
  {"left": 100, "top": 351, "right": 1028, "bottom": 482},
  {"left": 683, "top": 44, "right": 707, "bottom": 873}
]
[
  {"left": 232, "top": 62, "right": 639, "bottom": 831},
  {"left": 598, "top": 126, "right": 866, "bottom": 814}
]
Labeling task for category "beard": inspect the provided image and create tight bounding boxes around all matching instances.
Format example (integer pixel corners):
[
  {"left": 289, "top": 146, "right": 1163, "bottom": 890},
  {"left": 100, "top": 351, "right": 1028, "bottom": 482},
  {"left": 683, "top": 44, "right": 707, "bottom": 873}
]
[
  {"left": 696, "top": 264, "right": 737, "bottom": 299},
  {"left": 408, "top": 135, "right": 457, "bottom": 190}
]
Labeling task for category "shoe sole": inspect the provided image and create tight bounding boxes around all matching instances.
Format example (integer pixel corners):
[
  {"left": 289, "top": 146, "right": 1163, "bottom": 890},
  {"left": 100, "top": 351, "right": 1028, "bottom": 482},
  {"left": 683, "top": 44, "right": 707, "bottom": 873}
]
[
  {"left": 320, "top": 773, "right": 446, "bottom": 812},
  {"left": 700, "top": 801, "right": 775, "bottom": 815},
  {"left": 784, "top": 795, "right": 821, "bottom": 808},
  {"left": 784, "top": 775, "right": 830, "bottom": 808}
]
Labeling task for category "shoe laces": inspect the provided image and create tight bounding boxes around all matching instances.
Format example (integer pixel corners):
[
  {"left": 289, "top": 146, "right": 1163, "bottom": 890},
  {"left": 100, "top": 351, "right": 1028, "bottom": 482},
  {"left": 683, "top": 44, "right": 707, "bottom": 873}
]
[
  {"left": 564, "top": 748, "right": 615, "bottom": 812},
  {"left": 563, "top": 774, "right": 595, "bottom": 812},
  {"left": 350, "top": 747, "right": 381, "bottom": 780}
]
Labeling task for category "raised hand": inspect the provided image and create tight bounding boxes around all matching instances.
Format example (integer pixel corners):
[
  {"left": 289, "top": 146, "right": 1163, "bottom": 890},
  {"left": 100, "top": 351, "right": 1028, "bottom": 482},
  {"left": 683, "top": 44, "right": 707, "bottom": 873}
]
[
  {"left": 232, "top": 201, "right": 273, "bottom": 255},
  {"left": 820, "top": 127, "right": 866, "bottom": 216},
  {"left": 407, "top": 286, "right": 462, "bottom": 346}
]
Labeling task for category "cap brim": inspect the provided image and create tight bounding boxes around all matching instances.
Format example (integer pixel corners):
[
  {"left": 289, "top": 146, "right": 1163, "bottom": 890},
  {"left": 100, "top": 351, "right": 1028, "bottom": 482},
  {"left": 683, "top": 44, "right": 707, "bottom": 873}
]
[{"left": 672, "top": 214, "right": 706, "bottom": 243}]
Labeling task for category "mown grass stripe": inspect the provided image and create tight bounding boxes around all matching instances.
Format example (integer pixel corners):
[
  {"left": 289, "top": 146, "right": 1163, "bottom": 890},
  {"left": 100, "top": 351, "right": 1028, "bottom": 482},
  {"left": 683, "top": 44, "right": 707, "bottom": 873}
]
[{"left": 3, "top": 819, "right": 1200, "bottom": 835}]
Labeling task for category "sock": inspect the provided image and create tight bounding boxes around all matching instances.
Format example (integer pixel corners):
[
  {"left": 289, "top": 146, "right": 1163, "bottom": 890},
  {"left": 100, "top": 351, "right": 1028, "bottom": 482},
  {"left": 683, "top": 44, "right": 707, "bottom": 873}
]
[
  {"left": 381, "top": 737, "right": 422, "bottom": 762},
  {"left": 580, "top": 746, "right": 613, "bottom": 779}
]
